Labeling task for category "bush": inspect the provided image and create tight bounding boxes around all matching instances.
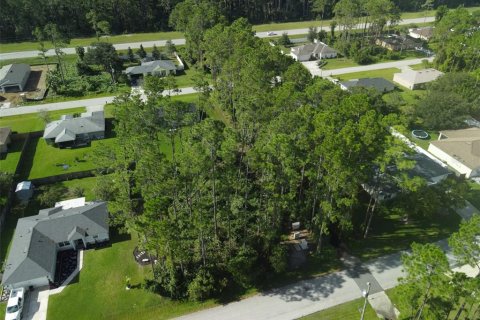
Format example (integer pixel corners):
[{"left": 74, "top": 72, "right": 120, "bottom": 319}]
[
  {"left": 187, "top": 268, "right": 217, "bottom": 301},
  {"left": 269, "top": 245, "right": 288, "bottom": 273}
]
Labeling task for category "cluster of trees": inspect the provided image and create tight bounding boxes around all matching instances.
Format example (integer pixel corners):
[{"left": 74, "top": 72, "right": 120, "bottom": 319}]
[
  {"left": 398, "top": 215, "right": 480, "bottom": 319},
  {"left": 93, "top": 16, "right": 468, "bottom": 301},
  {"left": 415, "top": 72, "right": 480, "bottom": 130},
  {"left": 2, "top": 0, "right": 477, "bottom": 42}
]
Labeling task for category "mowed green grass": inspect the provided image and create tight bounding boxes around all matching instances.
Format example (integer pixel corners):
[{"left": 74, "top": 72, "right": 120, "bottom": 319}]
[
  {"left": 0, "top": 107, "right": 86, "bottom": 133},
  {"left": 466, "top": 182, "right": 480, "bottom": 210},
  {"left": 349, "top": 210, "right": 461, "bottom": 261},
  {"left": 334, "top": 68, "right": 402, "bottom": 81},
  {"left": 301, "top": 298, "right": 378, "bottom": 320},
  {"left": 0, "top": 138, "right": 24, "bottom": 173},
  {"left": 47, "top": 233, "right": 217, "bottom": 320},
  {"left": 321, "top": 58, "right": 359, "bottom": 70},
  {"left": 0, "top": 302, "right": 4, "bottom": 319}
]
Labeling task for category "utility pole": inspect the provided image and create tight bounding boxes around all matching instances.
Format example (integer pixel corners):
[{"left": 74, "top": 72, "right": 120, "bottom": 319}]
[{"left": 360, "top": 282, "right": 371, "bottom": 320}]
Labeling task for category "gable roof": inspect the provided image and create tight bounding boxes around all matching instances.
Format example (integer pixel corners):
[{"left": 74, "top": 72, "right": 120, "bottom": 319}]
[
  {"left": 340, "top": 78, "right": 395, "bottom": 93},
  {"left": 409, "top": 26, "right": 434, "bottom": 39},
  {"left": 431, "top": 128, "right": 480, "bottom": 170},
  {"left": 0, "top": 127, "right": 11, "bottom": 145},
  {"left": 2, "top": 202, "right": 108, "bottom": 287},
  {"left": 125, "top": 60, "right": 177, "bottom": 76},
  {"left": 0, "top": 64, "right": 30, "bottom": 88},
  {"left": 394, "top": 68, "right": 443, "bottom": 85},
  {"left": 43, "top": 111, "right": 105, "bottom": 142},
  {"left": 291, "top": 42, "right": 337, "bottom": 57}
]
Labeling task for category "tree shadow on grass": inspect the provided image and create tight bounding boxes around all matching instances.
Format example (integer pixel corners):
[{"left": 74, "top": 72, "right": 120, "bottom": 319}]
[{"left": 16, "top": 136, "right": 39, "bottom": 180}]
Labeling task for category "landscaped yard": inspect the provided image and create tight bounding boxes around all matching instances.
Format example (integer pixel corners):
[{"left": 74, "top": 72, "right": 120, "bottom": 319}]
[
  {"left": 0, "top": 138, "right": 24, "bottom": 173},
  {"left": 0, "top": 107, "right": 86, "bottom": 133},
  {"left": 348, "top": 209, "right": 461, "bottom": 261},
  {"left": 334, "top": 68, "right": 401, "bottom": 81},
  {"left": 300, "top": 297, "right": 378, "bottom": 320},
  {"left": 47, "top": 232, "right": 218, "bottom": 320},
  {"left": 321, "top": 58, "right": 359, "bottom": 70}
]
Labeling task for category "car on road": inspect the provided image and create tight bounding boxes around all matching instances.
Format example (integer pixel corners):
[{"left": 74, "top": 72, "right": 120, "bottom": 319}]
[
  {"left": 5, "top": 288, "right": 25, "bottom": 320},
  {"left": 267, "top": 31, "right": 277, "bottom": 36}
]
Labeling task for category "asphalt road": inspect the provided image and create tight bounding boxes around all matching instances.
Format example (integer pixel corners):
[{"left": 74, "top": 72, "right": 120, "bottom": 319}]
[
  {"left": 0, "top": 17, "right": 434, "bottom": 61},
  {"left": 0, "top": 87, "right": 198, "bottom": 117}
]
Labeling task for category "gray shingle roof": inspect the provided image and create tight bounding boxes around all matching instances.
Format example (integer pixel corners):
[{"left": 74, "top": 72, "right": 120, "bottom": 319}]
[
  {"left": 291, "top": 42, "right": 337, "bottom": 57},
  {"left": 43, "top": 111, "right": 105, "bottom": 143},
  {"left": 1, "top": 202, "right": 108, "bottom": 287},
  {"left": 0, "top": 64, "right": 30, "bottom": 88},
  {"left": 125, "top": 60, "right": 177, "bottom": 76},
  {"left": 341, "top": 78, "right": 395, "bottom": 93}
]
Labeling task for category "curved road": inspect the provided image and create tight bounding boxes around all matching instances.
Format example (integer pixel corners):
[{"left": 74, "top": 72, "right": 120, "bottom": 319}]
[{"left": 0, "top": 17, "right": 434, "bottom": 61}]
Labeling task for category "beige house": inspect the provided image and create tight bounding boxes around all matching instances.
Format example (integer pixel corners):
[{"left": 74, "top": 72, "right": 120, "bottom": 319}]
[
  {"left": 428, "top": 128, "right": 480, "bottom": 178},
  {"left": 290, "top": 42, "right": 337, "bottom": 62},
  {"left": 393, "top": 68, "right": 443, "bottom": 90}
]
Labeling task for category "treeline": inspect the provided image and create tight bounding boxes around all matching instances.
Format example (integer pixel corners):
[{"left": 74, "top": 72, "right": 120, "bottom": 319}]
[{"left": 1, "top": 0, "right": 478, "bottom": 42}]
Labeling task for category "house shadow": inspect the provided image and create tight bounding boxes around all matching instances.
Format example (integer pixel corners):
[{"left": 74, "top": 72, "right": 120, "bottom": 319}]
[{"left": 25, "top": 71, "right": 42, "bottom": 91}]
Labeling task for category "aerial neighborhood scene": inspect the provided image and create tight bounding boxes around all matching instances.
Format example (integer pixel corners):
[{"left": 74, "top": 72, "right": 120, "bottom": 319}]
[{"left": 0, "top": 0, "right": 479, "bottom": 319}]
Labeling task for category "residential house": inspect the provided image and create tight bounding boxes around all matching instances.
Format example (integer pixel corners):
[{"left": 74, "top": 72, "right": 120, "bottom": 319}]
[
  {"left": 0, "top": 127, "right": 12, "bottom": 153},
  {"left": 290, "top": 42, "right": 337, "bottom": 62},
  {"left": 363, "top": 152, "right": 450, "bottom": 201},
  {"left": 43, "top": 111, "right": 105, "bottom": 147},
  {"left": 409, "top": 27, "right": 435, "bottom": 41},
  {"left": 0, "top": 64, "right": 31, "bottom": 93},
  {"left": 393, "top": 68, "right": 443, "bottom": 90},
  {"left": 375, "top": 35, "right": 420, "bottom": 51},
  {"left": 1, "top": 199, "right": 109, "bottom": 289},
  {"left": 339, "top": 78, "right": 395, "bottom": 93},
  {"left": 125, "top": 60, "right": 178, "bottom": 79},
  {"left": 428, "top": 128, "right": 480, "bottom": 178}
]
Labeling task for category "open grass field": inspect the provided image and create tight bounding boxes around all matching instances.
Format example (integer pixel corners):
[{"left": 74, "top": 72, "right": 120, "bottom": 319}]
[
  {"left": 300, "top": 297, "right": 378, "bottom": 320},
  {"left": 0, "top": 107, "right": 86, "bottom": 133},
  {"left": 47, "top": 232, "right": 217, "bottom": 320},
  {"left": 334, "top": 68, "right": 401, "bottom": 81},
  {"left": 0, "top": 138, "right": 24, "bottom": 173},
  {"left": 348, "top": 209, "right": 461, "bottom": 261}
]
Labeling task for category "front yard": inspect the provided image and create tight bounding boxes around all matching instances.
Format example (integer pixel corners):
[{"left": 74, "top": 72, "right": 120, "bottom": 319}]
[
  {"left": 334, "top": 68, "right": 402, "bottom": 81},
  {"left": 301, "top": 297, "right": 378, "bottom": 320}
]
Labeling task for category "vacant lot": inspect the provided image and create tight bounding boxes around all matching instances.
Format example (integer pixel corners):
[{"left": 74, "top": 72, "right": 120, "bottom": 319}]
[{"left": 334, "top": 68, "right": 402, "bottom": 81}]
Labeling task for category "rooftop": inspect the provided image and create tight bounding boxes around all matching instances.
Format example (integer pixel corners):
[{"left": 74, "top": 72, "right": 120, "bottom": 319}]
[
  {"left": 43, "top": 111, "right": 105, "bottom": 143},
  {"left": 431, "top": 128, "right": 480, "bottom": 169},
  {"left": 0, "top": 64, "right": 30, "bottom": 87},
  {"left": 340, "top": 78, "right": 395, "bottom": 93},
  {"left": 394, "top": 68, "right": 444, "bottom": 85}
]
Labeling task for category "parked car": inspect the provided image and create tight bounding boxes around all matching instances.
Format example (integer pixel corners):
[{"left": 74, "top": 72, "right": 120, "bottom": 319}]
[
  {"left": 5, "top": 288, "right": 24, "bottom": 320},
  {"left": 267, "top": 31, "right": 277, "bottom": 36}
]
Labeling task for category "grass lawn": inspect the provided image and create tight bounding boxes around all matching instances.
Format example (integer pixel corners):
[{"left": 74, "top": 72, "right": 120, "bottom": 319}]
[
  {"left": 0, "top": 302, "right": 4, "bottom": 319},
  {"left": 0, "top": 107, "right": 86, "bottom": 133},
  {"left": 322, "top": 58, "right": 359, "bottom": 70},
  {"left": 348, "top": 209, "right": 461, "bottom": 261},
  {"left": 300, "top": 297, "right": 378, "bottom": 320},
  {"left": 334, "top": 68, "right": 401, "bottom": 81},
  {"left": 466, "top": 182, "right": 480, "bottom": 210},
  {"left": 0, "top": 138, "right": 24, "bottom": 173},
  {"left": 56, "top": 176, "right": 100, "bottom": 201},
  {"left": 47, "top": 232, "right": 217, "bottom": 320}
]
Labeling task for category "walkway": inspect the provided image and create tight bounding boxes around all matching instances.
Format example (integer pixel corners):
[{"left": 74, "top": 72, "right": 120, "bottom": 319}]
[
  {"left": 0, "top": 17, "right": 434, "bottom": 61},
  {"left": 0, "top": 86, "right": 198, "bottom": 117}
]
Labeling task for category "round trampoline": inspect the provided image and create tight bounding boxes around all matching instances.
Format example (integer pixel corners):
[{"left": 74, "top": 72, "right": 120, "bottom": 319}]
[{"left": 411, "top": 130, "right": 429, "bottom": 139}]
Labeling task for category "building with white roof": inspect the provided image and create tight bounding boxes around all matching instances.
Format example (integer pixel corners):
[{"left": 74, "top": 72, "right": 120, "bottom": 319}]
[{"left": 393, "top": 68, "right": 444, "bottom": 90}]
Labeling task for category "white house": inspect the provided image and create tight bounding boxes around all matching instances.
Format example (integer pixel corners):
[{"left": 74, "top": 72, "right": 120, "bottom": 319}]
[
  {"left": 393, "top": 68, "right": 443, "bottom": 90},
  {"left": 409, "top": 26, "right": 435, "bottom": 41},
  {"left": 428, "top": 128, "right": 480, "bottom": 178},
  {"left": 290, "top": 42, "right": 337, "bottom": 62},
  {"left": 1, "top": 200, "right": 109, "bottom": 289}
]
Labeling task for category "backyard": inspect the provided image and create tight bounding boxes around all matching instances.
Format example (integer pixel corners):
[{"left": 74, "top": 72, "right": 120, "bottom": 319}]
[{"left": 0, "top": 138, "right": 23, "bottom": 173}]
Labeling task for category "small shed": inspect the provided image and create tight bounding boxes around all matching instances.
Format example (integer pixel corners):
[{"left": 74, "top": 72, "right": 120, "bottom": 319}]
[{"left": 15, "top": 181, "right": 34, "bottom": 202}]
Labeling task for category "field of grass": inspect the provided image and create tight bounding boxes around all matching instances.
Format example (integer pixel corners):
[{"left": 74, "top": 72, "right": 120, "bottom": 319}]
[
  {"left": 0, "top": 107, "right": 86, "bottom": 133},
  {"left": 334, "top": 68, "right": 401, "bottom": 81},
  {"left": 321, "top": 58, "right": 359, "bottom": 70},
  {"left": 0, "top": 138, "right": 24, "bottom": 173},
  {"left": 301, "top": 298, "right": 378, "bottom": 320},
  {"left": 348, "top": 209, "right": 461, "bottom": 261},
  {"left": 0, "top": 302, "right": 4, "bottom": 319},
  {"left": 47, "top": 232, "right": 217, "bottom": 320},
  {"left": 56, "top": 176, "right": 100, "bottom": 201},
  {"left": 466, "top": 182, "right": 480, "bottom": 210}
]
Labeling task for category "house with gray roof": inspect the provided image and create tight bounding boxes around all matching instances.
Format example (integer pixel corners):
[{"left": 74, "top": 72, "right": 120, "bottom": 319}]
[
  {"left": 0, "top": 64, "right": 31, "bottom": 93},
  {"left": 290, "top": 42, "right": 337, "bottom": 62},
  {"left": 125, "top": 60, "right": 178, "bottom": 79},
  {"left": 340, "top": 78, "right": 395, "bottom": 93},
  {"left": 43, "top": 111, "right": 105, "bottom": 147},
  {"left": 1, "top": 200, "right": 109, "bottom": 289}
]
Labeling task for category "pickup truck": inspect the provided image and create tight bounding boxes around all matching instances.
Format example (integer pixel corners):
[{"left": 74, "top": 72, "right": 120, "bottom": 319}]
[{"left": 5, "top": 288, "right": 24, "bottom": 320}]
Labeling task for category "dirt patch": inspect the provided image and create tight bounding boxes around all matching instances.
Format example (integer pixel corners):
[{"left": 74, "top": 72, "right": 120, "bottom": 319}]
[{"left": 0, "top": 64, "right": 55, "bottom": 105}]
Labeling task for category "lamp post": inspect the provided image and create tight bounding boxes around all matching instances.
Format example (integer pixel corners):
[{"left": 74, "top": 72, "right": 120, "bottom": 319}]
[{"left": 360, "top": 282, "right": 371, "bottom": 320}]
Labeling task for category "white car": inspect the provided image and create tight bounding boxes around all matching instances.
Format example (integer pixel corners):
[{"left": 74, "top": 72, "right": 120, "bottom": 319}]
[
  {"left": 267, "top": 31, "right": 277, "bottom": 36},
  {"left": 5, "top": 288, "right": 24, "bottom": 320}
]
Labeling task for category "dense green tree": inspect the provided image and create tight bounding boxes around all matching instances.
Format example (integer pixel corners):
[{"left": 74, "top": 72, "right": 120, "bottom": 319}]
[
  {"left": 137, "top": 44, "right": 147, "bottom": 59},
  {"left": 152, "top": 44, "right": 161, "bottom": 60},
  {"left": 84, "top": 42, "right": 123, "bottom": 83},
  {"left": 449, "top": 215, "right": 480, "bottom": 270}
]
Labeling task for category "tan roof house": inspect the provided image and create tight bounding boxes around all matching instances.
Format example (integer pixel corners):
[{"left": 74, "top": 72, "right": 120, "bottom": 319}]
[
  {"left": 0, "top": 127, "right": 12, "bottom": 153},
  {"left": 393, "top": 68, "right": 443, "bottom": 90},
  {"left": 428, "top": 128, "right": 480, "bottom": 178}
]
